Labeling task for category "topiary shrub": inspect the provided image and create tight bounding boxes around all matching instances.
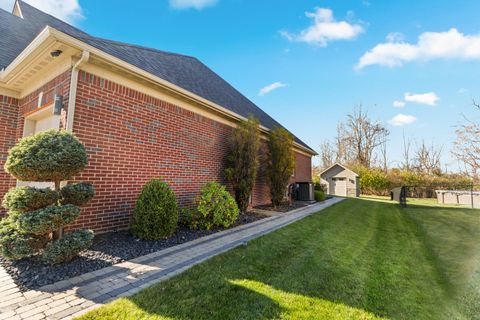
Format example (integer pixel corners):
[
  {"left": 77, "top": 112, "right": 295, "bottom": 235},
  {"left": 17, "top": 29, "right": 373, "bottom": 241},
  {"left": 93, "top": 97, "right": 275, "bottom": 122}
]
[
  {"left": 42, "top": 230, "right": 94, "bottom": 265},
  {"left": 189, "top": 182, "right": 239, "bottom": 230},
  {"left": 4, "top": 130, "right": 88, "bottom": 182},
  {"left": 0, "top": 130, "right": 94, "bottom": 263},
  {"left": 0, "top": 217, "right": 48, "bottom": 260},
  {"left": 131, "top": 179, "right": 178, "bottom": 240},
  {"left": 2, "top": 186, "right": 58, "bottom": 213},
  {"left": 18, "top": 205, "right": 81, "bottom": 235},
  {"left": 60, "top": 183, "right": 95, "bottom": 206},
  {"left": 314, "top": 190, "right": 326, "bottom": 202}
]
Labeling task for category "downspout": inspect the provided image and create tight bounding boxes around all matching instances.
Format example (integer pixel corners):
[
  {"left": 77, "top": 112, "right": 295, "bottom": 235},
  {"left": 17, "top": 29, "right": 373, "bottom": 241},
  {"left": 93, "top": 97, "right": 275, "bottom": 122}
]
[{"left": 66, "top": 50, "right": 90, "bottom": 133}]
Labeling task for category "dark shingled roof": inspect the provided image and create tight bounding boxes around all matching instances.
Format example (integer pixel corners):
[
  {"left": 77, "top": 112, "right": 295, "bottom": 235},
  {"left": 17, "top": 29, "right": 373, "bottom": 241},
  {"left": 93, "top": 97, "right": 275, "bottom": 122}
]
[{"left": 0, "top": 1, "right": 314, "bottom": 153}]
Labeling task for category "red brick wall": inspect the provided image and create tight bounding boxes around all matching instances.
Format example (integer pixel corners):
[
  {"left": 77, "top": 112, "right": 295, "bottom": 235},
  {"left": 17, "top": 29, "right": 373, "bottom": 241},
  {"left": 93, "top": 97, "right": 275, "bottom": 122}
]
[
  {"left": 0, "top": 96, "right": 19, "bottom": 215},
  {"left": 69, "top": 71, "right": 311, "bottom": 232},
  {"left": 0, "top": 70, "right": 312, "bottom": 231},
  {"left": 18, "top": 70, "right": 71, "bottom": 130},
  {"left": 69, "top": 71, "right": 235, "bottom": 232},
  {"left": 292, "top": 152, "right": 313, "bottom": 183}
]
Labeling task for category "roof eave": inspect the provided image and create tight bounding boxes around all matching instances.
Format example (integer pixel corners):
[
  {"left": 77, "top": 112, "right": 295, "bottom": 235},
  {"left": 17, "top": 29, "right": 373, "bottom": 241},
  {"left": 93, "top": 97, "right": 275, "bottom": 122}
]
[{"left": 1, "top": 26, "right": 317, "bottom": 156}]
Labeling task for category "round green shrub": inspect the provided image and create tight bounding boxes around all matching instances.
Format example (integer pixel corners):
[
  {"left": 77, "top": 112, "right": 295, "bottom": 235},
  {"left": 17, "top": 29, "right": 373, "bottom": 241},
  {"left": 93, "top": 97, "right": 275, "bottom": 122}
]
[
  {"left": 2, "top": 186, "right": 58, "bottom": 213},
  {"left": 60, "top": 183, "right": 95, "bottom": 206},
  {"left": 18, "top": 205, "right": 81, "bottom": 235},
  {"left": 191, "top": 182, "right": 239, "bottom": 230},
  {"left": 131, "top": 179, "right": 178, "bottom": 240},
  {"left": 0, "top": 217, "right": 48, "bottom": 260},
  {"left": 314, "top": 190, "right": 326, "bottom": 202},
  {"left": 4, "top": 130, "right": 88, "bottom": 182},
  {"left": 42, "top": 230, "right": 94, "bottom": 265}
]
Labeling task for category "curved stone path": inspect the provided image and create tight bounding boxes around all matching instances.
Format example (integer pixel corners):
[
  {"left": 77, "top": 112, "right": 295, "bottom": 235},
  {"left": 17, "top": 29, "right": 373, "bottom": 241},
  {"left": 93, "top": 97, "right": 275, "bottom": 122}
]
[{"left": 0, "top": 197, "right": 343, "bottom": 320}]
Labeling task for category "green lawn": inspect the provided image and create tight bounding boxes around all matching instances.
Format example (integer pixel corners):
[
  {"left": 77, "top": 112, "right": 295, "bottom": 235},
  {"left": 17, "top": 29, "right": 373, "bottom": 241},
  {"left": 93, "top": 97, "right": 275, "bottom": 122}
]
[{"left": 78, "top": 199, "right": 480, "bottom": 320}]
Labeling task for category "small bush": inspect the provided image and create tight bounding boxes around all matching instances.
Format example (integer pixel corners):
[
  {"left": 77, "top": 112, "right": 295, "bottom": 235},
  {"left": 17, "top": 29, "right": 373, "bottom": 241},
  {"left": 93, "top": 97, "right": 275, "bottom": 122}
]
[
  {"left": 60, "top": 183, "right": 95, "bottom": 206},
  {"left": 190, "top": 182, "right": 239, "bottom": 230},
  {"left": 4, "top": 130, "right": 88, "bottom": 182},
  {"left": 42, "top": 230, "right": 94, "bottom": 265},
  {"left": 2, "top": 186, "right": 58, "bottom": 213},
  {"left": 18, "top": 205, "right": 81, "bottom": 235},
  {"left": 314, "top": 190, "right": 326, "bottom": 202},
  {"left": 0, "top": 217, "right": 48, "bottom": 260},
  {"left": 131, "top": 179, "right": 178, "bottom": 240}
]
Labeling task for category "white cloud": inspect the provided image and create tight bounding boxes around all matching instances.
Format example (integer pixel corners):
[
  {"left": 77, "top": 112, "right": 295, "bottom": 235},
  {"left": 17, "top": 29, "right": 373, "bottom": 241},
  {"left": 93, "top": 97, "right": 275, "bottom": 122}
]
[
  {"left": 281, "top": 7, "right": 364, "bottom": 47},
  {"left": 389, "top": 114, "right": 417, "bottom": 126},
  {"left": 258, "top": 82, "right": 287, "bottom": 96},
  {"left": 169, "top": 0, "right": 217, "bottom": 10},
  {"left": 458, "top": 88, "right": 468, "bottom": 94},
  {"left": 356, "top": 28, "right": 480, "bottom": 69},
  {"left": 393, "top": 100, "right": 406, "bottom": 108},
  {"left": 404, "top": 92, "right": 439, "bottom": 106},
  {"left": 1, "top": 0, "right": 84, "bottom": 24},
  {"left": 386, "top": 32, "right": 405, "bottom": 43}
]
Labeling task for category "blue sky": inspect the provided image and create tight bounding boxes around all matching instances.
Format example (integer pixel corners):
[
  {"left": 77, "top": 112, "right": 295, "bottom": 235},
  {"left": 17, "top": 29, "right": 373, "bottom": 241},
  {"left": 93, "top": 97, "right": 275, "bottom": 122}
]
[{"left": 2, "top": 0, "right": 479, "bottom": 170}]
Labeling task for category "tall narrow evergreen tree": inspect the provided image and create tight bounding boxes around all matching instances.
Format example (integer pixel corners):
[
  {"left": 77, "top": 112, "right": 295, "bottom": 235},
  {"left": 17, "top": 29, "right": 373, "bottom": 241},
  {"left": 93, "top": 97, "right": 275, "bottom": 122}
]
[
  {"left": 266, "top": 127, "right": 295, "bottom": 207},
  {"left": 225, "top": 116, "right": 261, "bottom": 213}
]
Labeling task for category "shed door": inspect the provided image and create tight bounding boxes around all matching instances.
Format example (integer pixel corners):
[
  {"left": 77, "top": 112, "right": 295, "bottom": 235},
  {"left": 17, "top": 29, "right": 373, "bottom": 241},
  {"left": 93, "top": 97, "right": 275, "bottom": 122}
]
[{"left": 333, "top": 178, "right": 347, "bottom": 196}]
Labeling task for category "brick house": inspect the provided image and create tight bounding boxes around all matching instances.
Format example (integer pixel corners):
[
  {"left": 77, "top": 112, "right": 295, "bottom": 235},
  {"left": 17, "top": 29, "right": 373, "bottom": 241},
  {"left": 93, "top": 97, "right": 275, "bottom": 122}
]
[{"left": 0, "top": 1, "right": 316, "bottom": 233}]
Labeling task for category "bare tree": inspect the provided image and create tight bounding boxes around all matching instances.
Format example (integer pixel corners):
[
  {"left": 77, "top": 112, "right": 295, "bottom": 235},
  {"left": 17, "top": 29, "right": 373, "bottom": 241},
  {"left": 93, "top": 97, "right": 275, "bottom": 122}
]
[
  {"left": 342, "top": 106, "right": 389, "bottom": 168},
  {"left": 319, "top": 141, "right": 335, "bottom": 168},
  {"left": 334, "top": 123, "right": 352, "bottom": 164},
  {"left": 401, "top": 131, "right": 412, "bottom": 171},
  {"left": 413, "top": 140, "right": 443, "bottom": 175},
  {"left": 380, "top": 130, "right": 389, "bottom": 172},
  {"left": 452, "top": 100, "right": 480, "bottom": 181}
]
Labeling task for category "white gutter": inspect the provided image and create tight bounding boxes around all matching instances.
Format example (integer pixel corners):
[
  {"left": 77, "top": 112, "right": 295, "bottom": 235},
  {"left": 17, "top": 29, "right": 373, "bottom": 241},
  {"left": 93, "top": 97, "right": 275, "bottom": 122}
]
[{"left": 66, "top": 50, "right": 90, "bottom": 133}]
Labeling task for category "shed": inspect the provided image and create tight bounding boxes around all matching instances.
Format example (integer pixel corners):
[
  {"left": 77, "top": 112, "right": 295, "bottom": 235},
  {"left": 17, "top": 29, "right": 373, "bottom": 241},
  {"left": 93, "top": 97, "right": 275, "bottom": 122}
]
[{"left": 320, "top": 163, "right": 360, "bottom": 197}]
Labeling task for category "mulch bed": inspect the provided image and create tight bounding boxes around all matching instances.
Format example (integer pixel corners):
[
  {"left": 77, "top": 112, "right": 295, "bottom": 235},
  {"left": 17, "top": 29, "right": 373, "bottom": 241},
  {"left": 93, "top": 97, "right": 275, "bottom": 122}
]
[
  {"left": 254, "top": 201, "right": 310, "bottom": 213},
  {"left": 0, "top": 212, "right": 267, "bottom": 291}
]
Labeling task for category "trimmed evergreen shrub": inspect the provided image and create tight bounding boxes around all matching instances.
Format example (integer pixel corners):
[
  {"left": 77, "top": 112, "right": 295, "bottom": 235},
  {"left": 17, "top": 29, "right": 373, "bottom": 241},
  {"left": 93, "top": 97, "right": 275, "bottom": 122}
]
[
  {"left": 190, "top": 182, "right": 239, "bottom": 230},
  {"left": 2, "top": 186, "right": 58, "bottom": 213},
  {"left": 42, "top": 230, "right": 94, "bottom": 265},
  {"left": 314, "top": 190, "right": 326, "bottom": 202},
  {"left": 60, "top": 183, "right": 95, "bottom": 206},
  {"left": 0, "top": 217, "right": 48, "bottom": 260},
  {"left": 4, "top": 129, "right": 88, "bottom": 182},
  {"left": 18, "top": 205, "right": 81, "bottom": 235},
  {"left": 0, "top": 130, "right": 94, "bottom": 262},
  {"left": 131, "top": 179, "right": 178, "bottom": 240}
]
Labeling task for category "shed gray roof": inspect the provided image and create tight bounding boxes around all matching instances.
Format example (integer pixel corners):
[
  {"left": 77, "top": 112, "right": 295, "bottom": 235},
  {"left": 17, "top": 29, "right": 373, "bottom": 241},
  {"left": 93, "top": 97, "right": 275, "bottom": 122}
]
[
  {"left": 0, "top": 1, "right": 315, "bottom": 153},
  {"left": 319, "top": 163, "right": 359, "bottom": 177}
]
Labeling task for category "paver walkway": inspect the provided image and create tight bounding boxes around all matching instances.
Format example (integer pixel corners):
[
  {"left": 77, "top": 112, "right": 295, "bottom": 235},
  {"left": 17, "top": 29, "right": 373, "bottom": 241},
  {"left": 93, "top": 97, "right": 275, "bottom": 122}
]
[{"left": 0, "top": 197, "right": 343, "bottom": 320}]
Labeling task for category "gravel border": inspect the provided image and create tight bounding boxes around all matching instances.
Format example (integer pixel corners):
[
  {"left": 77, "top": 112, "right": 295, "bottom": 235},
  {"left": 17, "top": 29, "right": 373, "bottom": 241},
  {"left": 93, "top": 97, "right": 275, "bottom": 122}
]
[{"left": 0, "top": 212, "right": 267, "bottom": 291}]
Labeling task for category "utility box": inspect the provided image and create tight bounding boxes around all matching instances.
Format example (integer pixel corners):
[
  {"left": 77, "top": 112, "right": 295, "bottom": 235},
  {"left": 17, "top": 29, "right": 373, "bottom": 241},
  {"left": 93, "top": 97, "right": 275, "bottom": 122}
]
[{"left": 296, "top": 182, "right": 314, "bottom": 201}]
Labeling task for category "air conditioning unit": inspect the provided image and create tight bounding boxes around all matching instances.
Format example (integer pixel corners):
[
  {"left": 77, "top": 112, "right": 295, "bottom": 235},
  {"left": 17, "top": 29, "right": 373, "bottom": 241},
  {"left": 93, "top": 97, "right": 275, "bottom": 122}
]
[{"left": 296, "top": 182, "right": 314, "bottom": 201}]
